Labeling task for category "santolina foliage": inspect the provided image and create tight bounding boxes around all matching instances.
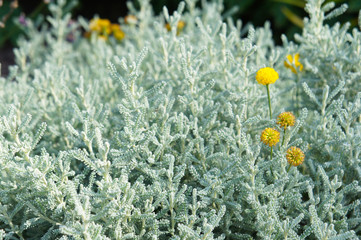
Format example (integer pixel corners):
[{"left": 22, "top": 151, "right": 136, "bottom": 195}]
[{"left": 0, "top": 0, "right": 360, "bottom": 239}]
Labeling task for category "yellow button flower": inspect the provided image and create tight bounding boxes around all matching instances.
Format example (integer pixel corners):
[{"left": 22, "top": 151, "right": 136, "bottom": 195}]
[
  {"left": 113, "top": 29, "right": 125, "bottom": 41},
  {"left": 284, "top": 53, "right": 303, "bottom": 74},
  {"left": 255, "top": 67, "right": 279, "bottom": 85},
  {"left": 165, "top": 20, "right": 186, "bottom": 35},
  {"left": 286, "top": 146, "right": 305, "bottom": 166},
  {"left": 110, "top": 23, "right": 120, "bottom": 32},
  {"left": 89, "top": 18, "right": 111, "bottom": 33},
  {"left": 98, "top": 19, "right": 111, "bottom": 28},
  {"left": 177, "top": 20, "right": 185, "bottom": 30},
  {"left": 261, "top": 128, "right": 280, "bottom": 147},
  {"left": 89, "top": 18, "right": 101, "bottom": 32},
  {"left": 276, "top": 112, "right": 295, "bottom": 130},
  {"left": 109, "top": 24, "right": 125, "bottom": 40},
  {"left": 87, "top": 19, "right": 126, "bottom": 42}
]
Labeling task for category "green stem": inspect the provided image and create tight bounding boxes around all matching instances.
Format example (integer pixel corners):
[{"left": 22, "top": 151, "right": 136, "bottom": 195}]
[
  {"left": 287, "top": 165, "right": 292, "bottom": 173},
  {"left": 269, "top": 147, "right": 274, "bottom": 174},
  {"left": 295, "top": 73, "right": 301, "bottom": 115},
  {"left": 266, "top": 84, "right": 272, "bottom": 119},
  {"left": 281, "top": 129, "right": 286, "bottom": 146}
]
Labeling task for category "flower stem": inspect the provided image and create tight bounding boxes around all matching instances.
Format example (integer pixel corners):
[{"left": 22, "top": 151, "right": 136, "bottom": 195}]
[
  {"left": 266, "top": 84, "right": 272, "bottom": 119},
  {"left": 270, "top": 146, "right": 273, "bottom": 159},
  {"left": 281, "top": 129, "right": 286, "bottom": 146},
  {"left": 287, "top": 165, "right": 291, "bottom": 172},
  {"left": 296, "top": 74, "right": 299, "bottom": 113}
]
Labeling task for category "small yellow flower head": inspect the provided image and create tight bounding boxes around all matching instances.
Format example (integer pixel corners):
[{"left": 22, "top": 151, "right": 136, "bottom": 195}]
[
  {"left": 89, "top": 19, "right": 101, "bottom": 32},
  {"left": 109, "top": 24, "right": 125, "bottom": 40},
  {"left": 113, "top": 28, "right": 125, "bottom": 41},
  {"left": 276, "top": 112, "right": 296, "bottom": 130},
  {"left": 90, "top": 18, "right": 110, "bottom": 31},
  {"left": 165, "top": 20, "right": 186, "bottom": 35},
  {"left": 286, "top": 147, "right": 305, "bottom": 166},
  {"left": 110, "top": 23, "right": 120, "bottom": 32},
  {"left": 261, "top": 128, "right": 280, "bottom": 147},
  {"left": 284, "top": 53, "right": 303, "bottom": 74},
  {"left": 87, "top": 19, "right": 126, "bottom": 41},
  {"left": 177, "top": 20, "right": 185, "bottom": 30},
  {"left": 255, "top": 67, "right": 279, "bottom": 85},
  {"left": 89, "top": 18, "right": 111, "bottom": 35},
  {"left": 98, "top": 19, "right": 111, "bottom": 28}
]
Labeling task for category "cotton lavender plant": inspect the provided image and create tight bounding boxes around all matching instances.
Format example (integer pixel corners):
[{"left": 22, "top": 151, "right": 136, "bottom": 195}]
[{"left": 0, "top": 0, "right": 360, "bottom": 239}]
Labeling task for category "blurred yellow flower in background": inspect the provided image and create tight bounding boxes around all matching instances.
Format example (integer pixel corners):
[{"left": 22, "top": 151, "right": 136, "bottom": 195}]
[
  {"left": 110, "top": 24, "right": 125, "bottom": 41},
  {"left": 89, "top": 18, "right": 111, "bottom": 34},
  {"left": 284, "top": 53, "right": 303, "bottom": 74},
  {"left": 165, "top": 20, "right": 185, "bottom": 35},
  {"left": 86, "top": 18, "right": 125, "bottom": 41},
  {"left": 113, "top": 28, "right": 125, "bottom": 41}
]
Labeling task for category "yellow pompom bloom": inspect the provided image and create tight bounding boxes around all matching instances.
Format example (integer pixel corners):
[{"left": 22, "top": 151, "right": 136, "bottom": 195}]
[
  {"left": 284, "top": 53, "right": 303, "bottom": 74},
  {"left": 89, "top": 18, "right": 111, "bottom": 35},
  {"left": 177, "top": 20, "right": 185, "bottom": 30},
  {"left": 110, "top": 23, "right": 120, "bottom": 32},
  {"left": 261, "top": 128, "right": 280, "bottom": 147},
  {"left": 88, "top": 19, "right": 126, "bottom": 41},
  {"left": 99, "top": 19, "right": 111, "bottom": 26},
  {"left": 165, "top": 20, "right": 186, "bottom": 35},
  {"left": 276, "top": 112, "right": 296, "bottom": 130},
  {"left": 89, "top": 18, "right": 101, "bottom": 32},
  {"left": 255, "top": 67, "right": 279, "bottom": 85},
  {"left": 113, "top": 29, "right": 125, "bottom": 41},
  {"left": 109, "top": 24, "right": 125, "bottom": 40},
  {"left": 286, "top": 146, "right": 305, "bottom": 166}
]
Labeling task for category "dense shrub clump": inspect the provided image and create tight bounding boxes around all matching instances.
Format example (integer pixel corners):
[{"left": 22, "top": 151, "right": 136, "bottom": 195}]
[{"left": 0, "top": 0, "right": 360, "bottom": 239}]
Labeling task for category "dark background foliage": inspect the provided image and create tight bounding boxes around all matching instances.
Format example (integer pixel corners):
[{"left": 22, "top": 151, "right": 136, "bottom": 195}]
[
  {"left": 13, "top": 0, "right": 361, "bottom": 45},
  {"left": 0, "top": 0, "right": 359, "bottom": 75}
]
